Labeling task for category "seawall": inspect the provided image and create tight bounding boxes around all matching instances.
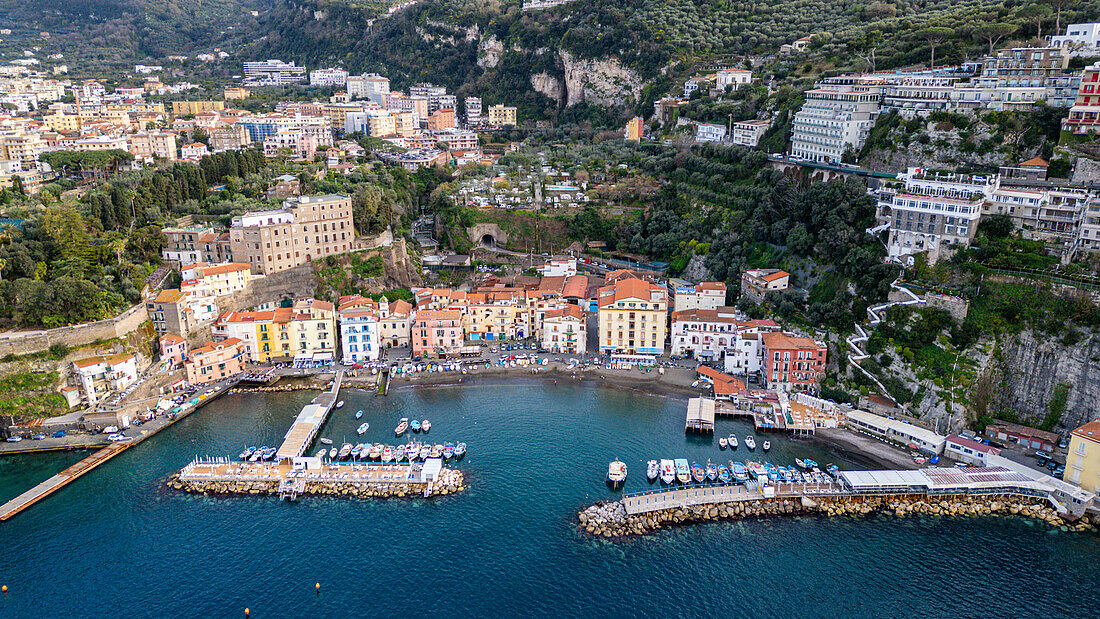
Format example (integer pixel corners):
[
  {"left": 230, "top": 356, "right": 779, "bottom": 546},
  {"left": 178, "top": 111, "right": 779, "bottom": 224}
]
[
  {"left": 579, "top": 494, "right": 1098, "bottom": 538},
  {"left": 166, "top": 468, "right": 465, "bottom": 499}
]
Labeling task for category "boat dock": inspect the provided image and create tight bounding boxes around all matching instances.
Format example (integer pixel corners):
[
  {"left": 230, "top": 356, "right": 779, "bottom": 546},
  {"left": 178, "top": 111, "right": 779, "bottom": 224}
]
[
  {"left": 0, "top": 442, "right": 132, "bottom": 521},
  {"left": 694, "top": 391, "right": 841, "bottom": 437},
  {"left": 684, "top": 397, "right": 715, "bottom": 433},
  {"left": 275, "top": 371, "right": 343, "bottom": 461},
  {"left": 0, "top": 376, "right": 240, "bottom": 522}
]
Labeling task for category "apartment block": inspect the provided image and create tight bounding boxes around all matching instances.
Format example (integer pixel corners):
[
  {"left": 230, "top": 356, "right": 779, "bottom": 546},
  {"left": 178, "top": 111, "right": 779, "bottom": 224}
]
[
  {"left": 243, "top": 60, "right": 306, "bottom": 85},
  {"left": 487, "top": 104, "right": 517, "bottom": 127},
  {"left": 230, "top": 194, "right": 356, "bottom": 275},
  {"left": 1062, "top": 61, "right": 1100, "bottom": 136},
  {"left": 761, "top": 331, "right": 827, "bottom": 392},
  {"left": 597, "top": 276, "right": 668, "bottom": 355},
  {"left": 309, "top": 68, "right": 349, "bottom": 87},
  {"left": 541, "top": 305, "right": 586, "bottom": 355},
  {"left": 172, "top": 100, "right": 225, "bottom": 115},
  {"left": 179, "top": 262, "right": 255, "bottom": 297},
  {"left": 730, "top": 119, "right": 770, "bottom": 147},
  {"left": 71, "top": 353, "right": 139, "bottom": 406},
  {"left": 209, "top": 125, "right": 251, "bottom": 152},
  {"left": 1065, "top": 420, "right": 1100, "bottom": 493},
  {"left": 673, "top": 282, "right": 726, "bottom": 312},
  {"left": 790, "top": 78, "right": 881, "bottom": 163},
  {"left": 338, "top": 295, "right": 381, "bottom": 364},
  {"left": 740, "top": 269, "right": 789, "bottom": 303},
  {"left": 413, "top": 309, "right": 463, "bottom": 358},
  {"left": 184, "top": 338, "right": 245, "bottom": 385},
  {"left": 161, "top": 226, "right": 232, "bottom": 266}
]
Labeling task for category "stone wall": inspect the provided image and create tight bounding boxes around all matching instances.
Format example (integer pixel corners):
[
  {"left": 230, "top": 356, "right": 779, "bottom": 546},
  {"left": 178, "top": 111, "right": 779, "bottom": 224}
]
[
  {"left": 216, "top": 264, "right": 319, "bottom": 314},
  {"left": 0, "top": 303, "right": 149, "bottom": 357},
  {"left": 926, "top": 292, "right": 969, "bottom": 322}
]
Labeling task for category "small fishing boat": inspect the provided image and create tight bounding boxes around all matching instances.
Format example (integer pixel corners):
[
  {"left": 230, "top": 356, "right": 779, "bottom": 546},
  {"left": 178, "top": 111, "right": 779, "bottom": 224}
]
[
  {"left": 762, "top": 440, "right": 771, "bottom": 452},
  {"left": 826, "top": 464, "right": 839, "bottom": 475},
  {"left": 718, "top": 465, "right": 732, "bottom": 484},
  {"left": 249, "top": 449, "right": 264, "bottom": 462},
  {"left": 766, "top": 463, "right": 780, "bottom": 482},
  {"left": 320, "top": 437, "right": 334, "bottom": 445},
  {"left": 719, "top": 437, "right": 728, "bottom": 449},
  {"left": 443, "top": 442, "right": 455, "bottom": 459},
  {"left": 336, "top": 401, "right": 344, "bottom": 409},
  {"left": 394, "top": 445, "right": 406, "bottom": 462},
  {"left": 314, "top": 448, "right": 327, "bottom": 459},
  {"left": 674, "top": 459, "right": 691, "bottom": 484},
  {"left": 728, "top": 435, "right": 737, "bottom": 449},
  {"left": 357, "top": 422, "right": 370, "bottom": 435},
  {"left": 804, "top": 458, "right": 819, "bottom": 469},
  {"left": 430, "top": 444, "right": 444, "bottom": 459},
  {"left": 705, "top": 460, "right": 718, "bottom": 482},
  {"left": 339, "top": 443, "right": 353, "bottom": 460},
  {"left": 607, "top": 459, "right": 627, "bottom": 486},
  {"left": 350, "top": 444, "right": 362, "bottom": 459},
  {"left": 690, "top": 461, "right": 706, "bottom": 483},
  {"left": 421, "top": 419, "right": 431, "bottom": 433},
  {"left": 355, "top": 410, "right": 363, "bottom": 419},
  {"left": 410, "top": 419, "right": 421, "bottom": 432},
  {"left": 381, "top": 446, "right": 394, "bottom": 463},
  {"left": 239, "top": 446, "right": 255, "bottom": 460},
  {"left": 454, "top": 442, "right": 466, "bottom": 458},
  {"left": 660, "top": 459, "right": 676, "bottom": 485},
  {"left": 408, "top": 442, "right": 421, "bottom": 461},
  {"left": 745, "top": 435, "right": 756, "bottom": 450},
  {"left": 731, "top": 461, "right": 749, "bottom": 482},
  {"left": 646, "top": 459, "right": 659, "bottom": 482},
  {"left": 265, "top": 447, "right": 278, "bottom": 461},
  {"left": 419, "top": 444, "right": 431, "bottom": 460},
  {"left": 395, "top": 418, "right": 409, "bottom": 436},
  {"left": 795, "top": 458, "right": 807, "bottom": 469},
  {"left": 329, "top": 447, "right": 338, "bottom": 459}
]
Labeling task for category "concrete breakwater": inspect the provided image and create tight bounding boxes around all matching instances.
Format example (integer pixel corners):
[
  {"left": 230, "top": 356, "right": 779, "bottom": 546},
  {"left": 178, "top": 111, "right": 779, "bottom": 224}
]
[
  {"left": 166, "top": 468, "right": 465, "bottom": 499},
  {"left": 579, "top": 494, "right": 1098, "bottom": 538},
  {"left": 228, "top": 383, "right": 317, "bottom": 394}
]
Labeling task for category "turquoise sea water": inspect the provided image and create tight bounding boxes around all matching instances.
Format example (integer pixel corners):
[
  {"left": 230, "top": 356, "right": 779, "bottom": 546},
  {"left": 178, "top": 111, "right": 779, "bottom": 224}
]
[{"left": 1, "top": 379, "right": 1097, "bottom": 617}]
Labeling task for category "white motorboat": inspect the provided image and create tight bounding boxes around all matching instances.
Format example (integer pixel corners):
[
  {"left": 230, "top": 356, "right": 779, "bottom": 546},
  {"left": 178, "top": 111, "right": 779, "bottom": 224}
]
[
  {"left": 745, "top": 435, "right": 756, "bottom": 450},
  {"left": 659, "top": 459, "right": 676, "bottom": 485},
  {"left": 762, "top": 440, "right": 771, "bottom": 452},
  {"left": 328, "top": 447, "right": 338, "bottom": 458},
  {"left": 728, "top": 435, "right": 737, "bottom": 449},
  {"left": 646, "top": 459, "right": 659, "bottom": 482},
  {"left": 719, "top": 437, "right": 728, "bottom": 449},
  {"left": 607, "top": 459, "right": 627, "bottom": 486},
  {"left": 320, "top": 437, "right": 333, "bottom": 445},
  {"left": 336, "top": 400, "right": 344, "bottom": 409},
  {"left": 421, "top": 419, "right": 431, "bottom": 433},
  {"left": 355, "top": 410, "right": 363, "bottom": 419},
  {"left": 357, "top": 422, "right": 370, "bottom": 435}
]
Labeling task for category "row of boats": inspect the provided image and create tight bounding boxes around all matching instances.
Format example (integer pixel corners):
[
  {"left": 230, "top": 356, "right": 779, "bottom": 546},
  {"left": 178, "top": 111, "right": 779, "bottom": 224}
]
[
  {"left": 717, "top": 434, "right": 769, "bottom": 451},
  {"left": 394, "top": 417, "right": 431, "bottom": 436},
  {"left": 609, "top": 457, "right": 840, "bottom": 486},
  {"left": 313, "top": 440, "right": 466, "bottom": 463},
  {"left": 238, "top": 446, "right": 278, "bottom": 462}
]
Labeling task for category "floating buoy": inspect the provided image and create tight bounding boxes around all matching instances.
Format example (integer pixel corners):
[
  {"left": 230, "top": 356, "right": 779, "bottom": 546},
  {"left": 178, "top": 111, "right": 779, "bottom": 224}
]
[
  {"left": 315, "top": 583, "right": 321, "bottom": 591},
  {"left": 244, "top": 609, "right": 249, "bottom": 617},
  {"left": 2, "top": 585, "right": 7, "bottom": 593}
]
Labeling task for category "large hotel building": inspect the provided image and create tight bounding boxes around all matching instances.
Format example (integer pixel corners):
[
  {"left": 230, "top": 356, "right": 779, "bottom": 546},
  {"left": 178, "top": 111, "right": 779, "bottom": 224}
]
[{"left": 229, "top": 194, "right": 357, "bottom": 275}]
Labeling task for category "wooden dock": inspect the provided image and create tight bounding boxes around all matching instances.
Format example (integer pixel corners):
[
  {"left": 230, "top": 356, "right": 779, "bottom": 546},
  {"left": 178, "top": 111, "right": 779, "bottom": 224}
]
[
  {"left": 0, "top": 442, "right": 132, "bottom": 521},
  {"left": 275, "top": 371, "right": 343, "bottom": 460}
]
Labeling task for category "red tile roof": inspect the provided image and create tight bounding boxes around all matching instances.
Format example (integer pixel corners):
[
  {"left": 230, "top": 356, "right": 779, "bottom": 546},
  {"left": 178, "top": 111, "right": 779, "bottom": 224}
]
[{"left": 1072, "top": 419, "right": 1100, "bottom": 443}]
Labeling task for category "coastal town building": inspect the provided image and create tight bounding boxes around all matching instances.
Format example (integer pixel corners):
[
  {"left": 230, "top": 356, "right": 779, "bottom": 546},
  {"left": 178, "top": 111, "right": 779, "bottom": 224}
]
[
  {"left": 487, "top": 104, "right": 517, "bottom": 127},
  {"left": 338, "top": 295, "right": 380, "bottom": 364},
  {"left": 161, "top": 226, "right": 233, "bottom": 267},
  {"left": 625, "top": 116, "right": 643, "bottom": 141},
  {"left": 1052, "top": 23, "right": 1100, "bottom": 57},
  {"left": 740, "top": 269, "right": 789, "bottom": 303},
  {"left": 146, "top": 288, "right": 218, "bottom": 338},
  {"left": 378, "top": 297, "right": 415, "bottom": 349},
  {"left": 1061, "top": 61, "right": 1100, "bottom": 136},
  {"left": 984, "top": 420, "right": 1060, "bottom": 453},
  {"left": 179, "top": 262, "right": 254, "bottom": 297},
  {"left": 412, "top": 309, "right": 463, "bottom": 358},
  {"left": 538, "top": 258, "right": 577, "bottom": 278},
  {"left": 160, "top": 334, "right": 188, "bottom": 368},
  {"left": 877, "top": 168, "right": 997, "bottom": 265},
  {"left": 597, "top": 276, "right": 668, "bottom": 355},
  {"left": 696, "top": 123, "right": 727, "bottom": 143},
  {"left": 845, "top": 410, "right": 946, "bottom": 455},
  {"left": 229, "top": 194, "right": 356, "bottom": 275},
  {"left": 184, "top": 338, "right": 245, "bottom": 385},
  {"left": 541, "top": 305, "right": 586, "bottom": 355},
  {"left": 761, "top": 331, "right": 826, "bottom": 391},
  {"left": 243, "top": 60, "right": 306, "bottom": 85},
  {"left": 172, "top": 100, "right": 224, "bottom": 115},
  {"left": 1065, "top": 419, "right": 1100, "bottom": 492},
  {"left": 716, "top": 69, "right": 752, "bottom": 91},
  {"left": 673, "top": 282, "right": 726, "bottom": 312},
  {"left": 70, "top": 353, "right": 139, "bottom": 406},
  {"left": 945, "top": 435, "right": 1001, "bottom": 466},
  {"left": 669, "top": 308, "right": 742, "bottom": 361},
  {"left": 214, "top": 299, "right": 336, "bottom": 364},
  {"left": 790, "top": 77, "right": 881, "bottom": 163},
  {"left": 730, "top": 119, "right": 770, "bottom": 147},
  {"left": 309, "top": 68, "right": 349, "bottom": 87}
]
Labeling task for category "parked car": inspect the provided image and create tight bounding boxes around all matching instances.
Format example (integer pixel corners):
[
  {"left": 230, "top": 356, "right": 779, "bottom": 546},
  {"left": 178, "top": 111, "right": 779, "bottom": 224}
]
[
  {"left": 102, "top": 425, "right": 119, "bottom": 434},
  {"left": 1035, "top": 450, "right": 1052, "bottom": 460},
  {"left": 5, "top": 435, "right": 22, "bottom": 443},
  {"left": 1053, "top": 465, "right": 1065, "bottom": 478},
  {"left": 1058, "top": 439, "right": 1068, "bottom": 449},
  {"left": 1046, "top": 460, "right": 1058, "bottom": 471},
  {"left": 52, "top": 430, "right": 66, "bottom": 438}
]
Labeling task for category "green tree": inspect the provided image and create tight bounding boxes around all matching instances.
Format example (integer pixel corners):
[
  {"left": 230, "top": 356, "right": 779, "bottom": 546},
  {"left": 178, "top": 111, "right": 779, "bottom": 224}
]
[
  {"left": 972, "top": 23, "right": 1018, "bottom": 55},
  {"left": 39, "top": 206, "right": 89, "bottom": 254},
  {"left": 918, "top": 27, "right": 955, "bottom": 70}
]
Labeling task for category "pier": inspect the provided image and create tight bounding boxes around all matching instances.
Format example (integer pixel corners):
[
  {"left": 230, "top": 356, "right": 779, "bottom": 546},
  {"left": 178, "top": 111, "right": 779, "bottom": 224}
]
[
  {"left": 275, "top": 371, "right": 342, "bottom": 460},
  {"left": 690, "top": 392, "right": 842, "bottom": 437},
  {"left": 0, "top": 442, "right": 132, "bottom": 521}
]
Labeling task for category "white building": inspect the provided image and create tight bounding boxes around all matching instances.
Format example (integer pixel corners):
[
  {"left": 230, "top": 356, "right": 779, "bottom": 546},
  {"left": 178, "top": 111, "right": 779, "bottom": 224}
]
[
  {"left": 541, "top": 305, "right": 586, "bottom": 355},
  {"left": 683, "top": 80, "right": 698, "bottom": 97},
  {"left": 242, "top": 60, "right": 306, "bottom": 85},
  {"left": 716, "top": 69, "right": 752, "bottom": 91},
  {"left": 845, "top": 410, "right": 946, "bottom": 455},
  {"left": 339, "top": 307, "right": 380, "bottom": 364},
  {"left": 790, "top": 78, "right": 881, "bottom": 163},
  {"left": 696, "top": 123, "right": 726, "bottom": 143},
  {"left": 877, "top": 168, "right": 997, "bottom": 265},
  {"left": 946, "top": 434, "right": 1001, "bottom": 466},
  {"left": 464, "top": 96, "right": 482, "bottom": 124},
  {"left": 346, "top": 73, "right": 390, "bottom": 104},
  {"left": 1052, "top": 23, "right": 1100, "bottom": 57},
  {"left": 309, "top": 68, "right": 349, "bottom": 87},
  {"left": 538, "top": 258, "right": 577, "bottom": 278},
  {"left": 731, "top": 119, "right": 770, "bottom": 147},
  {"left": 673, "top": 282, "right": 726, "bottom": 312},
  {"left": 71, "top": 353, "right": 139, "bottom": 406}
]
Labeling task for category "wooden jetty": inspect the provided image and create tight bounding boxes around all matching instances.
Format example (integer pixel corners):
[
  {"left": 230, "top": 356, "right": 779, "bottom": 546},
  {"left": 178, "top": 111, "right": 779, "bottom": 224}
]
[
  {"left": 275, "top": 371, "right": 343, "bottom": 461},
  {"left": 0, "top": 442, "right": 132, "bottom": 521}
]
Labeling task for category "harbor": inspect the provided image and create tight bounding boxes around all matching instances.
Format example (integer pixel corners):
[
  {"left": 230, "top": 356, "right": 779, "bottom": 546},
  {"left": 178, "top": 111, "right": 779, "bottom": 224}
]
[{"left": 684, "top": 392, "right": 844, "bottom": 436}]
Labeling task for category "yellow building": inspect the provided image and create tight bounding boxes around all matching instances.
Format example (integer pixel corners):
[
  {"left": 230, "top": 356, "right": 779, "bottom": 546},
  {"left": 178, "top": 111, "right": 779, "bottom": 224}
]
[
  {"left": 43, "top": 112, "right": 81, "bottom": 133},
  {"left": 463, "top": 297, "right": 524, "bottom": 341},
  {"left": 625, "top": 116, "right": 643, "bottom": 142},
  {"left": 172, "top": 100, "right": 225, "bottom": 115},
  {"left": 487, "top": 104, "right": 517, "bottom": 127},
  {"left": 216, "top": 299, "right": 336, "bottom": 363},
  {"left": 224, "top": 87, "right": 251, "bottom": 100},
  {"left": 1065, "top": 419, "right": 1100, "bottom": 493},
  {"left": 597, "top": 275, "right": 668, "bottom": 355}
]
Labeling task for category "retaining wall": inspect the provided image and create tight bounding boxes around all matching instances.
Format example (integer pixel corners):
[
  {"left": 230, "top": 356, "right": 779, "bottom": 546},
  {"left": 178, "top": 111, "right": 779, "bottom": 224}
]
[{"left": 0, "top": 304, "right": 149, "bottom": 357}]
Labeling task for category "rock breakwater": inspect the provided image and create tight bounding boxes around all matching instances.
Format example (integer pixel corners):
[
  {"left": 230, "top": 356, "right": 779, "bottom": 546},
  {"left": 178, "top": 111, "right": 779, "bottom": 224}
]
[
  {"left": 578, "top": 494, "right": 1097, "bottom": 538},
  {"left": 167, "top": 468, "right": 465, "bottom": 500}
]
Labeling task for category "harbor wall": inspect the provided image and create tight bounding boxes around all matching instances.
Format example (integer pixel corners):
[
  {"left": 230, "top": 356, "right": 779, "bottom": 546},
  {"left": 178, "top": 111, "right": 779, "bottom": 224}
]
[
  {"left": 579, "top": 494, "right": 1097, "bottom": 538},
  {"left": 167, "top": 468, "right": 465, "bottom": 499},
  {"left": 0, "top": 303, "right": 148, "bottom": 357}
]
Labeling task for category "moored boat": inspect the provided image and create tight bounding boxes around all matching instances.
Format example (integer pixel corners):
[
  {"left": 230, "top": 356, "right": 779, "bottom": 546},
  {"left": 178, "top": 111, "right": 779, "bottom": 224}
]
[
  {"left": 745, "top": 435, "right": 756, "bottom": 450},
  {"left": 419, "top": 444, "right": 431, "bottom": 460},
  {"left": 454, "top": 442, "right": 466, "bottom": 458},
  {"left": 718, "top": 465, "right": 732, "bottom": 484},
  {"left": 338, "top": 443, "right": 353, "bottom": 460},
  {"left": 443, "top": 442, "right": 455, "bottom": 459},
  {"left": 795, "top": 458, "right": 807, "bottom": 469},
  {"left": 732, "top": 461, "right": 749, "bottom": 482},
  {"left": 705, "top": 460, "right": 717, "bottom": 481},
  {"left": 329, "top": 447, "right": 338, "bottom": 459},
  {"left": 421, "top": 419, "right": 431, "bottom": 433},
  {"left": 394, "top": 444, "right": 406, "bottom": 461},
  {"left": 336, "top": 400, "right": 344, "bottom": 409},
  {"left": 690, "top": 461, "right": 705, "bottom": 483},
  {"left": 355, "top": 409, "right": 363, "bottom": 419},
  {"left": 357, "top": 422, "right": 370, "bottom": 435},
  {"left": 395, "top": 418, "right": 409, "bottom": 436},
  {"left": 410, "top": 419, "right": 421, "bottom": 432},
  {"left": 314, "top": 448, "right": 327, "bottom": 459},
  {"left": 381, "top": 446, "right": 394, "bottom": 463},
  {"left": 826, "top": 463, "right": 839, "bottom": 475},
  {"left": 719, "top": 437, "right": 728, "bottom": 449},
  {"left": 804, "top": 458, "right": 819, "bottom": 469},
  {"left": 430, "top": 444, "right": 444, "bottom": 459},
  {"left": 249, "top": 449, "right": 264, "bottom": 462},
  {"left": 762, "top": 440, "right": 771, "bottom": 452},
  {"left": 660, "top": 459, "right": 676, "bottom": 484},
  {"left": 728, "top": 435, "right": 737, "bottom": 449},
  {"left": 350, "top": 444, "right": 362, "bottom": 459},
  {"left": 674, "top": 459, "right": 690, "bottom": 484},
  {"left": 646, "top": 460, "right": 659, "bottom": 482},
  {"left": 239, "top": 446, "right": 255, "bottom": 460},
  {"left": 607, "top": 459, "right": 628, "bottom": 486},
  {"left": 320, "top": 437, "right": 334, "bottom": 445}
]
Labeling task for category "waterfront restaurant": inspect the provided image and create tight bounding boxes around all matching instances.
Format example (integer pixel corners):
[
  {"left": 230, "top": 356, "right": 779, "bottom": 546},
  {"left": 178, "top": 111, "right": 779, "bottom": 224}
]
[{"left": 845, "top": 410, "right": 946, "bottom": 455}]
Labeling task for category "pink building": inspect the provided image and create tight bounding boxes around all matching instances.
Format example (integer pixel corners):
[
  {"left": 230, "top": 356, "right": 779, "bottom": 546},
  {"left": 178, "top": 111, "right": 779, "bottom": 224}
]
[
  {"left": 160, "top": 333, "right": 188, "bottom": 368},
  {"left": 412, "top": 309, "right": 463, "bottom": 358},
  {"left": 184, "top": 338, "right": 245, "bottom": 385}
]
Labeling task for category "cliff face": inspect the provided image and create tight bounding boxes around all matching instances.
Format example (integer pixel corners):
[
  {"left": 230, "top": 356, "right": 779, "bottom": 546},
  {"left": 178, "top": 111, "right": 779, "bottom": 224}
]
[
  {"left": 991, "top": 330, "right": 1100, "bottom": 433},
  {"left": 560, "top": 51, "right": 644, "bottom": 107}
]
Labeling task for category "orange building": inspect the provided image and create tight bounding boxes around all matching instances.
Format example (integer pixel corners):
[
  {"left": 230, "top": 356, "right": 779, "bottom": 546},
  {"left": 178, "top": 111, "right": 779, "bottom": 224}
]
[
  {"left": 761, "top": 331, "right": 827, "bottom": 392},
  {"left": 412, "top": 309, "right": 463, "bottom": 358},
  {"left": 184, "top": 338, "right": 246, "bottom": 385}
]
